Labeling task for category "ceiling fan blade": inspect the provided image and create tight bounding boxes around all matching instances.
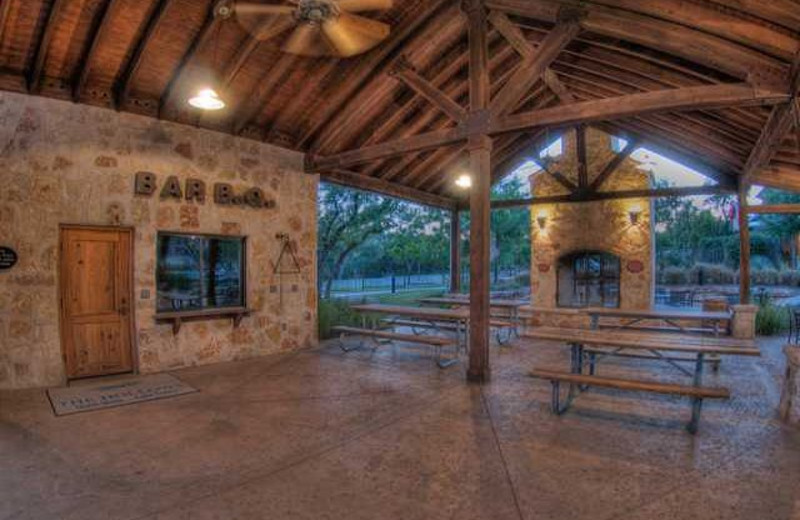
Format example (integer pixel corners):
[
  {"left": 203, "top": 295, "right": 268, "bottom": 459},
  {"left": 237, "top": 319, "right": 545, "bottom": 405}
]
[
  {"left": 250, "top": 15, "right": 296, "bottom": 41},
  {"left": 234, "top": 3, "right": 294, "bottom": 15},
  {"left": 321, "top": 13, "right": 389, "bottom": 57},
  {"left": 336, "top": 0, "right": 393, "bottom": 12},
  {"left": 283, "top": 23, "right": 332, "bottom": 56}
]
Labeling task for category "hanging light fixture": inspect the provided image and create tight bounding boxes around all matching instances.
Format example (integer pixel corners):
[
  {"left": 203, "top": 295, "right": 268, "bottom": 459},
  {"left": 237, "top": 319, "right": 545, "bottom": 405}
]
[
  {"left": 188, "top": 7, "right": 226, "bottom": 111},
  {"left": 189, "top": 88, "right": 226, "bottom": 110},
  {"left": 455, "top": 174, "right": 472, "bottom": 189}
]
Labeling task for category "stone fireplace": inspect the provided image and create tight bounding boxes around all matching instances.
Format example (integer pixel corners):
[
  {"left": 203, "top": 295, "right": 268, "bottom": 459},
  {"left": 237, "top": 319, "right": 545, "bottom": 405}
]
[{"left": 528, "top": 129, "right": 653, "bottom": 327}]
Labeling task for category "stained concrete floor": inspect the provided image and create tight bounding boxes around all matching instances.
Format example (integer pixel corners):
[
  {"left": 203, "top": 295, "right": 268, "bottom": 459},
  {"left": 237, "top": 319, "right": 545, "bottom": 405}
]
[{"left": 2, "top": 335, "right": 799, "bottom": 520}]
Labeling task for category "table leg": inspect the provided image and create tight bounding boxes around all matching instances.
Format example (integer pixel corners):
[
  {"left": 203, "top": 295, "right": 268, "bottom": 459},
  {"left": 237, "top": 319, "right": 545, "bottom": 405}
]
[{"left": 688, "top": 352, "right": 705, "bottom": 434}]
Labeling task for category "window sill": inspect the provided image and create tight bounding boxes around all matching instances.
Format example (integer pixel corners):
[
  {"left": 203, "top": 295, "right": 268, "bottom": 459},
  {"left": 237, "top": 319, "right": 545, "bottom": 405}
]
[{"left": 154, "top": 307, "right": 252, "bottom": 335}]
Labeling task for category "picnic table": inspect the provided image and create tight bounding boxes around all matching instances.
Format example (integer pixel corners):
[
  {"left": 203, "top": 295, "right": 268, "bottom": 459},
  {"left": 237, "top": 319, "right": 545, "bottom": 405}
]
[
  {"left": 525, "top": 326, "right": 759, "bottom": 433},
  {"left": 584, "top": 307, "right": 732, "bottom": 336},
  {"left": 419, "top": 297, "right": 527, "bottom": 336}
]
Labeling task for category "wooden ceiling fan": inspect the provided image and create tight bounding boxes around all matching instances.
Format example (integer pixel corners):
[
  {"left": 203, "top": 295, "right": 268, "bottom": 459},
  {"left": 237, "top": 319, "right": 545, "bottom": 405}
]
[{"left": 216, "top": 0, "right": 393, "bottom": 58}]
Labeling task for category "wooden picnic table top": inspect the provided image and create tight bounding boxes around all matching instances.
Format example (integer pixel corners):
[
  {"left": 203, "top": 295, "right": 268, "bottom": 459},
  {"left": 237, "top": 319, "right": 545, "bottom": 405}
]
[
  {"left": 419, "top": 297, "right": 528, "bottom": 308},
  {"left": 351, "top": 304, "right": 469, "bottom": 321},
  {"left": 525, "top": 326, "right": 759, "bottom": 356},
  {"left": 583, "top": 307, "right": 732, "bottom": 321}
]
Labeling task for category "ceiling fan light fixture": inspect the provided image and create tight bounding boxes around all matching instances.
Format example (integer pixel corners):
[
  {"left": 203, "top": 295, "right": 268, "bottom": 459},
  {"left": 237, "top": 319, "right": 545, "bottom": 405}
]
[{"left": 188, "top": 87, "right": 226, "bottom": 110}]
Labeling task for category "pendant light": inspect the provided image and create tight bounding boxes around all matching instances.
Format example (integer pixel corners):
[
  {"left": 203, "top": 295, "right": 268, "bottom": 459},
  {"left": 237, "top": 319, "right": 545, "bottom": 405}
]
[{"left": 188, "top": 13, "right": 226, "bottom": 111}]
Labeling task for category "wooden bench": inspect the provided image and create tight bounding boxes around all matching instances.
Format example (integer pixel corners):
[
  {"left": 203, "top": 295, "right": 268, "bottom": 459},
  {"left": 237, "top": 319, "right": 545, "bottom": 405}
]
[
  {"left": 332, "top": 326, "right": 459, "bottom": 368},
  {"left": 530, "top": 369, "right": 730, "bottom": 433}
]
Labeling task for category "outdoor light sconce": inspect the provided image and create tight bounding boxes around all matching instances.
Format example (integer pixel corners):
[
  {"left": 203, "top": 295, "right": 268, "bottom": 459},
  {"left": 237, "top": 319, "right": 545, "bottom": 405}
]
[
  {"left": 536, "top": 211, "right": 548, "bottom": 230},
  {"left": 628, "top": 205, "right": 642, "bottom": 225},
  {"left": 455, "top": 174, "right": 472, "bottom": 189}
]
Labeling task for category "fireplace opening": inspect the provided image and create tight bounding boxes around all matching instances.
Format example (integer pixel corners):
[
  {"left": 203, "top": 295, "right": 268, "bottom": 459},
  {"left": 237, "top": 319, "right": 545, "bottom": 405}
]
[{"left": 557, "top": 251, "right": 620, "bottom": 308}]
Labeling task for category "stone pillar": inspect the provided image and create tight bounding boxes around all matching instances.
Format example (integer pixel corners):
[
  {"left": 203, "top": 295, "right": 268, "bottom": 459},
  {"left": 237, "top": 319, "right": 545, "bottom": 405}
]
[
  {"left": 779, "top": 345, "right": 800, "bottom": 426},
  {"left": 731, "top": 304, "right": 757, "bottom": 339}
]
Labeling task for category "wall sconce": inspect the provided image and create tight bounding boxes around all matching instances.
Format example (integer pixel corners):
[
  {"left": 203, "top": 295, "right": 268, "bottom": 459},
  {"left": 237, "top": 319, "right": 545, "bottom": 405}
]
[
  {"left": 628, "top": 204, "right": 642, "bottom": 225},
  {"left": 536, "top": 210, "right": 548, "bottom": 230},
  {"left": 455, "top": 174, "right": 472, "bottom": 189}
]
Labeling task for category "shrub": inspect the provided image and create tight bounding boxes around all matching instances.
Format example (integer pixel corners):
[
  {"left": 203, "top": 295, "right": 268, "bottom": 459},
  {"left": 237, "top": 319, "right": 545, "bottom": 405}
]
[
  {"left": 318, "top": 298, "right": 363, "bottom": 340},
  {"left": 662, "top": 266, "right": 688, "bottom": 285},
  {"left": 693, "top": 263, "right": 736, "bottom": 285},
  {"left": 755, "top": 300, "right": 789, "bottom": 336}
]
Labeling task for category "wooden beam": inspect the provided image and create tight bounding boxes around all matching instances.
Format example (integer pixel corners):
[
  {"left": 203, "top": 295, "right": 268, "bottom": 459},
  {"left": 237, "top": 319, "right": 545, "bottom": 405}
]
[
  {"left": 73, "top": 0, "right": 120, "bottom": 102},
  {"left": 311, "top": 126, "right": 470, "bottom": 171},
  {"left": 750, "top": 164, "right": 800, "bottom": 193},
  {"left": 746, "top": 204, "right": 800, "bottom": 215},
  {"left": 489, "top": 17, "right": 580, "bottom": 115},
  {"left": 588, "top": 137, "right": 639, "bottom": 192},
  {"left": 116, "top": 0, "right": 171, "bottom": 108},
  {"left": 317, "top": 169, "right": 457, "bottom": 211},
  {"left": 28, "top": 0, "right": 68, "bottom": 93},
  {"left": 487, "top": 10, "right": 575, "bottom": 103},
  {"left": 450, "top": 210, "right": 462, "bottom": 293},
  {"left": 742, "top": 52, "right": 800, "bottom": 180},
  {"left": 233, "top": 54, "right": 297, "bottom": 136},
  {"left": 158, "top": 6, "right": 219, "bottom": 118},
  {"left": 493, "top": 83, "right": 790, "bottom": 135},
  {"left": 389, "top": 57, "right": 467, "bottom": 122},
  {"left": 738, "top": 183, "right": 751, "bottom": 304},
  {"left": 0, "top": 0, "right": 15, "bottom": 57},
  {"left": 576, "top": 124, "right": 588, "bottom": 189},
  {"left": 491, "top": 184, "right": 734, "bottom": 209}
]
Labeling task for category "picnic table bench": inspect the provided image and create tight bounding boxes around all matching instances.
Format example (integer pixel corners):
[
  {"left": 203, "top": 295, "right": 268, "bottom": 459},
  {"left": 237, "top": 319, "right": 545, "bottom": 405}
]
[
  {"left": 332, "top": 326, "right": 459, "bottom": 368},
  {"left": 584, "top": 307, "right": 732, "bottom": 336},
  {"left": 525, "top": 326, "right": 759, "bottom": 433},
  {"left": 419, "top": 297, "right": 526, "bottom": 338}
]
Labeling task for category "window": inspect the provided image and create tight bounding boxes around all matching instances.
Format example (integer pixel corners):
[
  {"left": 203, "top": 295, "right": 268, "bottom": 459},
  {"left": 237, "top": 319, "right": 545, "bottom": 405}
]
[
  {"left": 156, "top": 233, "right": 245, "bottom": 313},
  {"left": 557, "top": 251, "right": 620, "bottom": 308}
]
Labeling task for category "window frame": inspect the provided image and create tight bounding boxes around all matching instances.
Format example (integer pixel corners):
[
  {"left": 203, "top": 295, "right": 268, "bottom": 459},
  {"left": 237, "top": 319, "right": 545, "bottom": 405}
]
[
  {"left": 556, "top": 250, "right": 621, "bottom": 309},
  {"left": 155, "top": 231, "right": 248, "bottom": 315}
]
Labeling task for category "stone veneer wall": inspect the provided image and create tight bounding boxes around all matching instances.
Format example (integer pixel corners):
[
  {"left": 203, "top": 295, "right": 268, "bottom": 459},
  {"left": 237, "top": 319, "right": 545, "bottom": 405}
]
[
  {"left": 0, "top": 92, "right": 318, "bottom": 389},
  {"left": 529, "top": 129, "right": 653, "bottom": 327}
]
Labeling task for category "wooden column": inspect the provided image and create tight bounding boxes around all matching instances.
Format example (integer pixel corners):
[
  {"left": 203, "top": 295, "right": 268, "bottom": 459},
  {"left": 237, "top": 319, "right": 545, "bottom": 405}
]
[
  {"left": 738, "top": 182, "right": 751, "bottom": 304},
  {"left": 464, "top": 0, "right": 491, "bottom": 382},
  {"left": 468, "top": 135, "right": 492, "bottom": 382},
  {"left": 450, "top": 210, "right": 462, "bottom": 293}
]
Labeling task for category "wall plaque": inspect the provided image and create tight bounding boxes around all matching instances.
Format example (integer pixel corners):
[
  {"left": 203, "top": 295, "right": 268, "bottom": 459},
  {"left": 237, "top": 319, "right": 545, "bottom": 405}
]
[{"left": 0, "top": 246, "right": 18, "bottom": 271}]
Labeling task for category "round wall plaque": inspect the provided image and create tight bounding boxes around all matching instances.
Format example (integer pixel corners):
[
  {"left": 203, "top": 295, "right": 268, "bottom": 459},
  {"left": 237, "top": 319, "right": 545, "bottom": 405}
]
[{"left": 0, "top": 246, "right": 18, "bottom": 271}]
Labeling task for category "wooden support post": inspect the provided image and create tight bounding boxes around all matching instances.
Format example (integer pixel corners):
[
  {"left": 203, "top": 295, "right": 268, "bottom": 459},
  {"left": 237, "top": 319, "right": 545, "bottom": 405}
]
[
  {"left": 464, "top": 0, "right": 491, "bottom": 383},
  {"left": 468, "top": 135, "right": 492, "bottom": 382},
  {"left": 738, "top": 182, "right": 751, "bottom": 304},
  {"left": 450, "top": 210, "right": 462, "bottom": 293}
]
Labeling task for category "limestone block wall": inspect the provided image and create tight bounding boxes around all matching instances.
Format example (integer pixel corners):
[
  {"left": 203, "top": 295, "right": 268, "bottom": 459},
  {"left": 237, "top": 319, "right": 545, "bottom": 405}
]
[
  {"left": 529, "top": 129, "right": 653, "bottom": 320},
  {"left": 0, "top": 92, "right": 318, "bottom": 389}
]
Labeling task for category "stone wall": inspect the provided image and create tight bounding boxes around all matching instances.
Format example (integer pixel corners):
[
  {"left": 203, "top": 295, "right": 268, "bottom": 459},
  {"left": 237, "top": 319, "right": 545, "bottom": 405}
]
[
  {"left": 529, "top": 129, "right": 653, "bottom": 323},
  {"left": 0, "top": 92, "right": 318, "bottom": 389}
]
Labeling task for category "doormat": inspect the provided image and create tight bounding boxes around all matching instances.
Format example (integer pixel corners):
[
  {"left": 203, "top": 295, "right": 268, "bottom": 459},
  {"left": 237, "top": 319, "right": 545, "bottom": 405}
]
[{"left": 47, "top": 373, "right": 198, "bottom": 416}]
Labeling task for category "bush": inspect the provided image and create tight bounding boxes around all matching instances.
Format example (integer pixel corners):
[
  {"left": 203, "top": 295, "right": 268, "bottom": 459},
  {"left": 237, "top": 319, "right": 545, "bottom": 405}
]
[
  {"left": 692, "top": 263, "right": 736, "bottom": 285},
  {"left": 755, "top": 302, "right": 789, "bottom": 336},
  {"left": 318, "top": 298, "right": 363, "bottom": 340},
  {"left": 662, "top": 266, "right": 688, "bottom": 285}
]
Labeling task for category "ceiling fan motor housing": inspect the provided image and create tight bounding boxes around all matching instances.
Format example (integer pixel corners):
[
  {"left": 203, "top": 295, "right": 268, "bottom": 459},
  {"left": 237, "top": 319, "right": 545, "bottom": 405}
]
[{"left": 296, "top": 0, "right": 340, "bottom": 24}]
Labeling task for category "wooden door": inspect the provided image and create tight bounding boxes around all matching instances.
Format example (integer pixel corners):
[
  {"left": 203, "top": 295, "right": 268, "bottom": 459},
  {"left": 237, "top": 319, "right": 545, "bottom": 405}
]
[{"left": 60, "top": 227, "right": 134, "bottom": 379}]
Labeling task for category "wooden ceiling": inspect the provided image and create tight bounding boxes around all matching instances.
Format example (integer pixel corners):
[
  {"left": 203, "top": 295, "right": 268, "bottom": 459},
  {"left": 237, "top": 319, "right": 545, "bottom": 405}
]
[{"left": 1, "top": 0, "right": 799, "bottom": 209}]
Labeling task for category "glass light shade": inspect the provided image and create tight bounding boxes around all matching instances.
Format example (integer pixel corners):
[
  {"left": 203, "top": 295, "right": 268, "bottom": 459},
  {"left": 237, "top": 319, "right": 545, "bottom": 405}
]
[
  {"left": 188, "top": 88, "right": 225, "bottom": 110},
  {"left": 455, "top": 174, "right": 472, "bottom": 189}
]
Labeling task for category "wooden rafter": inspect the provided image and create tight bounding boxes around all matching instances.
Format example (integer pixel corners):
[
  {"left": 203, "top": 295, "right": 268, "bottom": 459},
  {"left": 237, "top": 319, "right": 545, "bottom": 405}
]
[
  {"left": 297, "top": 0, "right": 450, "bottom": 149},
  {"left": 487, "top": 9, "right": 576, "bottom": 106},
  {"left": 311, "top": 83, "right": 788, "bottom": 171},
  {"left": 233, "top": 54, "right": 297, "bottom": 136},
  {"left": 489, "top": 16, "right": 580, "bottom": 115},
  {"left": 588, "top": 137, "right": 639, "bottom": 192},
  {"left": 28, "top": 0, "right": 68, "bottom": 93},
  {"left": 73, "top": 0, "right": 120, "bottom": 102},
  {"left": 389, "top": 56, "right": 467, "bottom": 122},
  {"left": 0, "top": 0, "right": 14, "bottom": 53},
  {"left": 742, "top": 52, "right": 800, "bottom": 180},
  {"left": 319, "top": 169, "right": 457, "bottom": 210},
  {"left": 158, "top": 7, "right": 219, "bottom": 118},
  {"left": 491, "top": 184, "right": 734, "bottom": 209},
  {"left": 576, "top": 124, "right": 588, "bottom": 189},
  {"left": 116, "top": 0, "right": 171, "bottom": 108}
]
